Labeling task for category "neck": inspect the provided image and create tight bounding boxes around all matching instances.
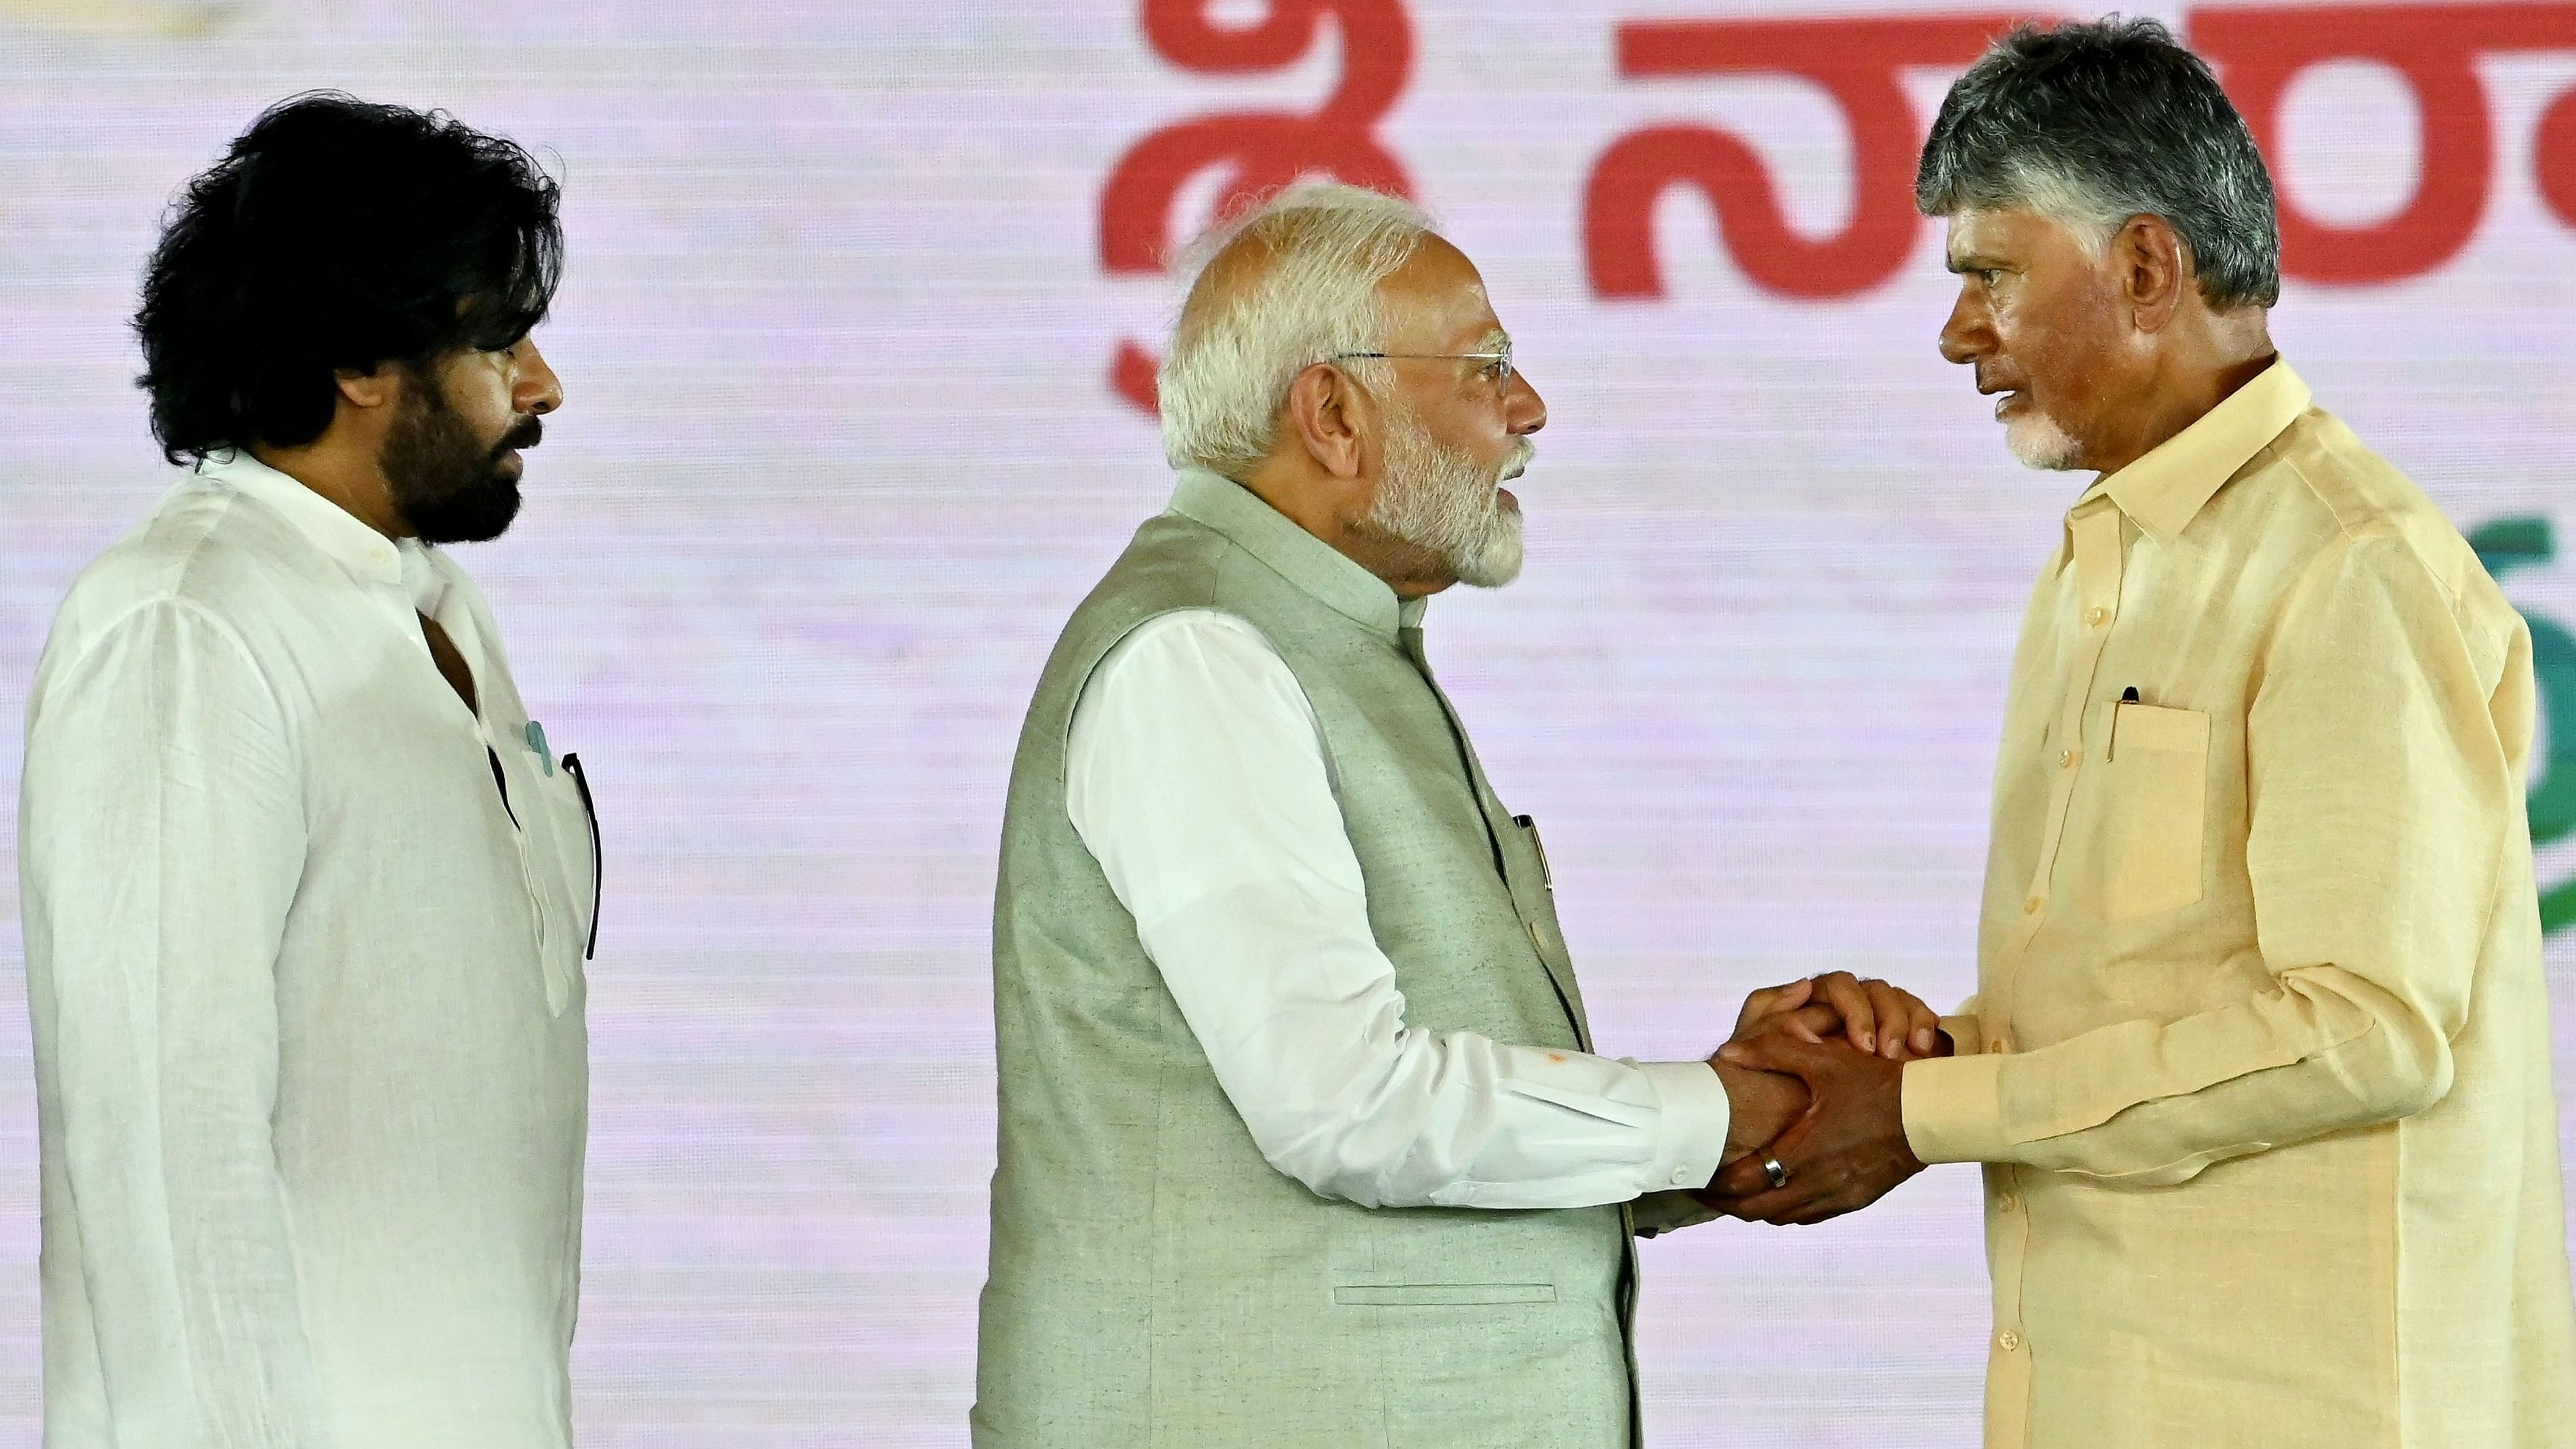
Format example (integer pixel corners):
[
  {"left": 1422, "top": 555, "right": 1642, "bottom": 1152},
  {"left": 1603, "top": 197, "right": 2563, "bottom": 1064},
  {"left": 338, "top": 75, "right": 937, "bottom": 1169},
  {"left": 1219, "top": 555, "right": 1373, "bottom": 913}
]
[
  {"left": 1237, "top": 456, "right": 1455, "bottom": 599},
  {"left": 249, "top": 439, "right": 410, "bottom": 541},
  {"left": 2090, "top": 314, "right": 2278, "bottom": 479}
]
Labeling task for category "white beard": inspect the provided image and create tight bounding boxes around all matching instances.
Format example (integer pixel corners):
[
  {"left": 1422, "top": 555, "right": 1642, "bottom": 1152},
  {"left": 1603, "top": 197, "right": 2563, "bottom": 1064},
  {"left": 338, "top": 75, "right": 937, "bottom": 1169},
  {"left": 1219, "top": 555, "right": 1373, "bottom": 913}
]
[
  {"left": 1371, "top": 411, "right": 1531, "bottom": 589},
  {"left": 2004, "top": 405, "right": 2085, "bottom": 471}
]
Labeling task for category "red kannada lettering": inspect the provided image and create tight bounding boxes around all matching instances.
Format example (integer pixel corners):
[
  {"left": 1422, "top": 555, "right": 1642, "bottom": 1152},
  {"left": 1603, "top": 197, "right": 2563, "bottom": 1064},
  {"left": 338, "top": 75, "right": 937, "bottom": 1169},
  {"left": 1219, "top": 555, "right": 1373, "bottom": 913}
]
[
  {"left": 1583, "top": 2, "right": 2576, "bottom": 301},
  {"left": 2192, "top": 2, "right": 2576, "bottom": 284},
  {"left": 1101, "top": 3, "right": 2576, "bottom": 347},
  {"left": 1583, "top": 14, "right": 2038, "bottom": 301},
  {"left": 1098, "top": 0, "right": 1417, "bottom": 414}
]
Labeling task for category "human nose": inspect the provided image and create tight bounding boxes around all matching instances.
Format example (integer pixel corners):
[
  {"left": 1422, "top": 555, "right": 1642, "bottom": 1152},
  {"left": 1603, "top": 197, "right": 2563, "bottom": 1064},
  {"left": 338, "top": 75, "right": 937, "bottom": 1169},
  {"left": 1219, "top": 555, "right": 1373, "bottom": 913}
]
[
  {"left": 1937, "top": 286, "right": 1991, "bottom": 366},
  {"left": 1506, "top": 367, "right": 1545, "bottom": 436},
  {"left": 514, "top": 338, "right": 564, "bottom": 416}
]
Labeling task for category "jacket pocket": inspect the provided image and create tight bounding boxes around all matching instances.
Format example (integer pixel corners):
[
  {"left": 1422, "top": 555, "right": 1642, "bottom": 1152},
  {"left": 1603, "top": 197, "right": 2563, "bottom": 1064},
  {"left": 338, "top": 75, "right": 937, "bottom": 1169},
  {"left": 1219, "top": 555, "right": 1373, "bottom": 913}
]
[
  {"left": 2104, "top": 703, "right": 2209, "bottom": 921},
  {"left": 1331, "top": 1283, "right": 1557, "bottom": 1307}
]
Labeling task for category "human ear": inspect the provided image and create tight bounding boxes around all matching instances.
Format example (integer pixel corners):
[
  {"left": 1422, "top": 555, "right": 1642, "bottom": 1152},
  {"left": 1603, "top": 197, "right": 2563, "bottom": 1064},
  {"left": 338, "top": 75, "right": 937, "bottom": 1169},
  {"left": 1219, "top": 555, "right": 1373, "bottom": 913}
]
[
  {"left": 1283, "top": 362, "right": 1367, "bottom": 480},
  {"left": 2120, "top": 215, "right": 2189, "bottom": 333},
  {"left": 334, "top": 364, "right": 402, "bottom": 411}
]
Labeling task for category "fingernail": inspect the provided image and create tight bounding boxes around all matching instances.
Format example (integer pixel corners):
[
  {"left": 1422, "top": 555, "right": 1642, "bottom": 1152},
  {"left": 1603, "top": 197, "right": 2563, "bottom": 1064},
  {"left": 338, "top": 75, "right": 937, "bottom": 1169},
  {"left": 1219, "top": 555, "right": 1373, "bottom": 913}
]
[
  {"left": 1856, "top": 1033, "right": 1873, "bottom": 1053},
  {"left": 1915, "top": 1028, "right": 1936, "bottom": 1052}
]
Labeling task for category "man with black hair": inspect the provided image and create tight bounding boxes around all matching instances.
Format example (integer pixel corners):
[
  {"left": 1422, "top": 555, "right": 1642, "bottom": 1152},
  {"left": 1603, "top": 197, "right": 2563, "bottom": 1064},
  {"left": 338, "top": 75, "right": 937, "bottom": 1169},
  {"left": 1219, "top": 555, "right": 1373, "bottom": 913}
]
[
  {"left": 19, "top": 92, "right": 595, "bottom": 1446},
  {"left": 1707, "top": 18, "right": 2576, "bottom": 1448}
]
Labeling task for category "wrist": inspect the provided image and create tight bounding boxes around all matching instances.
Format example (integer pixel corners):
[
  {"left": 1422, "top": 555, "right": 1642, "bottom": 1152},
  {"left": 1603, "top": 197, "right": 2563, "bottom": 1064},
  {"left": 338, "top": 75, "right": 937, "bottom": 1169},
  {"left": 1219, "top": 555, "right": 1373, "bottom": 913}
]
[{"left": 1711, "top": 1059, "right": 1807, "bottom": 1160}]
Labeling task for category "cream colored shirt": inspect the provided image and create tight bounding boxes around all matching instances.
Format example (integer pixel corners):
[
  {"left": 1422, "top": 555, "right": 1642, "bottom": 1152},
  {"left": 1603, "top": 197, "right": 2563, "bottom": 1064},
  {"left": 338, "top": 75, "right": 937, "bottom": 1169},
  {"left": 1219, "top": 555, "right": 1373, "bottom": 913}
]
[
  {"left": 1900, "top": 362, "right": 2576, "bottom": 1448},
  {"left": 19, "top": 451, "right": 594, "bottom": 1448}
]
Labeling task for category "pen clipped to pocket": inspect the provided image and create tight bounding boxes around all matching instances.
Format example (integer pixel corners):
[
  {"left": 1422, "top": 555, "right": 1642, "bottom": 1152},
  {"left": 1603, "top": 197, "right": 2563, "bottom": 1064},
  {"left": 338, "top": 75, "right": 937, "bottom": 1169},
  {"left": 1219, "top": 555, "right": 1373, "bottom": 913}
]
[
  {"left": 2108, "top": 694, "right": 2207, "bottom": 762},
  {"left": 562, "top": 752, "right": 600, "bottom": 961}
]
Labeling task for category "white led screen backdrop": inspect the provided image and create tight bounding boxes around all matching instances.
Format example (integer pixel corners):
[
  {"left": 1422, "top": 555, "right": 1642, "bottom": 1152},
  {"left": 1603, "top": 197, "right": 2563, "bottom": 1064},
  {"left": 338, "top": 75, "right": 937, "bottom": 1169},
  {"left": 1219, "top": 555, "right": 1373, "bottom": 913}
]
[{"left": 2, "top": 0, "right": 2574, "bottom": 1442}]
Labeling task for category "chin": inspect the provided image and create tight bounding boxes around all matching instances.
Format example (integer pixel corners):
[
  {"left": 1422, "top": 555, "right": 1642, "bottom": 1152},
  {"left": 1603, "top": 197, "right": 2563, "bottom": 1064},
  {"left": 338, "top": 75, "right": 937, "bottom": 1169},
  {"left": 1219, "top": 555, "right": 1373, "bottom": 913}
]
[
  {"left": 1449, "top": 510, "right": 1526, "bottom": 590},
  {"left": 2003, "top": 412, "right": 2086, "bottom": 471}
]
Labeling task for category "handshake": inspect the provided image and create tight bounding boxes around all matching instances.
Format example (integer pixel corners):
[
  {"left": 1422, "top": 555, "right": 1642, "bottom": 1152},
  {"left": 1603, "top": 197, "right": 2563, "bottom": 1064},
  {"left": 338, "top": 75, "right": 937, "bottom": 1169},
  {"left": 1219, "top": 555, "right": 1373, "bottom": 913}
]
[{"left": 1697, "top": 973, "right": 1950, "bottom": 1225}]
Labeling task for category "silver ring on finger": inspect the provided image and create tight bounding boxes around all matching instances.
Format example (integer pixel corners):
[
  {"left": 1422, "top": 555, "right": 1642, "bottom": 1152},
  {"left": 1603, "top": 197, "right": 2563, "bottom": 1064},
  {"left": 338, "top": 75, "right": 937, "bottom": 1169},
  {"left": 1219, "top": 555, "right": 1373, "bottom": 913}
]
[{"left": 1762, "top": 1156, "right": 1791, "bottom": 1190}]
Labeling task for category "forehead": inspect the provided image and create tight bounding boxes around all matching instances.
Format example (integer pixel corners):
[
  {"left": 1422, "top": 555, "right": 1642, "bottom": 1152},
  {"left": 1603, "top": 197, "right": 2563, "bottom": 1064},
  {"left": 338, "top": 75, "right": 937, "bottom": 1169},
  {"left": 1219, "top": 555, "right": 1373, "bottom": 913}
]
[
  {"left": 1382, "top": 235, "right": 1502, "bottom": 345},
  {"left": 1945, "top": 206, "right": 2084, "bottom": 263}
]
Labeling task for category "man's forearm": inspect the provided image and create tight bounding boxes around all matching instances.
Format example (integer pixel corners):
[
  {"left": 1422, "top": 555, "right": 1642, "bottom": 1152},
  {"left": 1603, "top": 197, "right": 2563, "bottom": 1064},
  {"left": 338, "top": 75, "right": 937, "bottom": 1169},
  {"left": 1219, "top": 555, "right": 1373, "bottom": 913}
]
[{"left": 1903, "top": 963, "right": 2450, "bottom": 1181}]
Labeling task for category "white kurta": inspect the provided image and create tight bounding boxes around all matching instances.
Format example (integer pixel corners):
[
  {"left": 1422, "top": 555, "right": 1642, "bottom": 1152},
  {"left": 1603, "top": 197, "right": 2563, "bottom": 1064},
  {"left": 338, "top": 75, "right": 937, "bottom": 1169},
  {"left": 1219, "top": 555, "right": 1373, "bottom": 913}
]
[
  {"left": 19, "top": 451, "right": 594, "bottom": 1448},
  {"left": 1066, "top": 608, "right": 1732, "bottom": 1211}
]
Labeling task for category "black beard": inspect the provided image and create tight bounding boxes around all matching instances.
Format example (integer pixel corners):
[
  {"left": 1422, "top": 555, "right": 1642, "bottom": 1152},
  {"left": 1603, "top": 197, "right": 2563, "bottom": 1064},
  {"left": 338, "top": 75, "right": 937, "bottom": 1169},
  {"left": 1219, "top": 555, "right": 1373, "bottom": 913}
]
[{"left": 381, "top": 375, "right": 535, "bottom": 545}]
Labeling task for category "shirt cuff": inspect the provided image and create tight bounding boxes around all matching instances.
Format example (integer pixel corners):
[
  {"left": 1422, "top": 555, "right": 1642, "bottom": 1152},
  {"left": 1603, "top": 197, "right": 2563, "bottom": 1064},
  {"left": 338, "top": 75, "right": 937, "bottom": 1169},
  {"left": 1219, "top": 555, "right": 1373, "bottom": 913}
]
[
  {"left": 1902, "top": 1051, "right": 2008, "bottom": 1164},
  {"left": 1636, "top": 1059, "right": 1733, "bottom": 1193},
  {"left": 1938, "top": 1013, "right": 1984, "bottom": 1057}
]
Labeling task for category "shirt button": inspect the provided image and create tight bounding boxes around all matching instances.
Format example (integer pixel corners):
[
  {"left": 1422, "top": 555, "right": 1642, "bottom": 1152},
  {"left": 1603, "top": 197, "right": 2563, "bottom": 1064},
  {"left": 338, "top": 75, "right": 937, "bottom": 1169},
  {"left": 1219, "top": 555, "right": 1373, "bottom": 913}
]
[
  {"left": 1997, "top": 1192, "right": 2020, "bottom": 1213},
  {"left": 2056, "top": 747, "right": 2078, "bottom": 769},
  {"left": 1671, "top": 1168, "right": 1692, "bottom": 1186},
  {"left": 2084, "top": 606, "right": 2108, "bottom": 627},
  {"left": 2022, "top": 895, "right": 2043, "bottom": 916},
  {"left": 1998, "top": 1330, "right": 2023, "bottom": 1353}
]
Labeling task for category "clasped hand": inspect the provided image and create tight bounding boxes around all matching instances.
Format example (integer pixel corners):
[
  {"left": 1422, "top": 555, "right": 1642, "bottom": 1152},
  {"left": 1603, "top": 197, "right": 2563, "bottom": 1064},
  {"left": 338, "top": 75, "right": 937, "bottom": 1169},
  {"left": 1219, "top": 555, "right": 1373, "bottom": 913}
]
[{"left": 1698, "top": 972, "right": 1949, "bottom": 1226}]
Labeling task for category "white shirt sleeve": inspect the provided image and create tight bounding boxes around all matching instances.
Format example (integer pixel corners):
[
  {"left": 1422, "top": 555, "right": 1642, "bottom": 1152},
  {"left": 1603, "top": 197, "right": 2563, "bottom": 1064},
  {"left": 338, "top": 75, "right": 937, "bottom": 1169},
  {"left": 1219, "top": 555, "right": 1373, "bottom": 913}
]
[
  {"left": 20, "top": 599, "right": 326, "bottom": 1442},
  {"left": 1065, "top": 608, "right": 1732, "bottom": 1211}
]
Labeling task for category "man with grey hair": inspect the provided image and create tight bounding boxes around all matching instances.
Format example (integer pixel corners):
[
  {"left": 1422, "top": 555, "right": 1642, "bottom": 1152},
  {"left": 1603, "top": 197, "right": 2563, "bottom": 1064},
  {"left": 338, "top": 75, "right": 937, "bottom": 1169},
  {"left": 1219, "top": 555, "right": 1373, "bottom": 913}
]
[
  {"left": 972, "top": 181, "right": 1940, "bottom": 1445},
  {"left": 1709, "top": 17, "right": 2576, "bottom": 1448}
]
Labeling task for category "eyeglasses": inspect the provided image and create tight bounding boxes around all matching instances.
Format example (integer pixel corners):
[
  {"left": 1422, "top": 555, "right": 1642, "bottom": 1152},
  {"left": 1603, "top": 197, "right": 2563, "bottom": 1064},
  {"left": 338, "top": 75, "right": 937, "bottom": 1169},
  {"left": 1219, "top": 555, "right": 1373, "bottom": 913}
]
[{"left": 1323, "top": 341, "right": 1514, "bottom": 393}]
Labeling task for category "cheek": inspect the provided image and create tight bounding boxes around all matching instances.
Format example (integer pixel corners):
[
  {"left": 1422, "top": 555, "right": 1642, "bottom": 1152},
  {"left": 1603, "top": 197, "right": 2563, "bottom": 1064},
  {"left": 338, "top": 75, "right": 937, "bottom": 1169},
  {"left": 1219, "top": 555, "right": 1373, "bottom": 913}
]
[
  {"left": 1999, "top": 296, "right": 2108, "bottom": 404},
  {"left": 458, "top": 371, "right": 519, "bottom": 434}
]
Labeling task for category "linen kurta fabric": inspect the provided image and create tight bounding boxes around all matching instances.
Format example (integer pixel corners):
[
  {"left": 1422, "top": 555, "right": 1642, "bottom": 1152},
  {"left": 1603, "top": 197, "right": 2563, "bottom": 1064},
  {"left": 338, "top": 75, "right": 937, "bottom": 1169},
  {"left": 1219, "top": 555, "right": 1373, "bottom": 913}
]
[
  {"left": 19, "top": 451, "right": 594, "bottom": 1448},
  {"left": 976, "top": 469, "right": 1659, "bottom": 1449},
  {"left": 1900, "top": 363, "right": 2576, "bottom": 1447}
]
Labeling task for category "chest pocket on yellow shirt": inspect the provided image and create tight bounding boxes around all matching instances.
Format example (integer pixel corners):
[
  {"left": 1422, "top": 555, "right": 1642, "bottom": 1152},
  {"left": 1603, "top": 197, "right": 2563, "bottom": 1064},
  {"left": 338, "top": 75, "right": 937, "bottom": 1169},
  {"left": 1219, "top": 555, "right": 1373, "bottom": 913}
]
[{"left": 2104, "top": 702, "right": 2209, "bottom": 921}]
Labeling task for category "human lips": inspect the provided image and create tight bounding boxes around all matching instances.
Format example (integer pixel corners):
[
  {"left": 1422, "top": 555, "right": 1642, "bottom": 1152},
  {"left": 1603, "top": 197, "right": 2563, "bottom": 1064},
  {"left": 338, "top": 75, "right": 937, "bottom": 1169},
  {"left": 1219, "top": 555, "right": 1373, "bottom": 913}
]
[{"left": 1977, "top": 376, "right": 2029, "bottom": 421}]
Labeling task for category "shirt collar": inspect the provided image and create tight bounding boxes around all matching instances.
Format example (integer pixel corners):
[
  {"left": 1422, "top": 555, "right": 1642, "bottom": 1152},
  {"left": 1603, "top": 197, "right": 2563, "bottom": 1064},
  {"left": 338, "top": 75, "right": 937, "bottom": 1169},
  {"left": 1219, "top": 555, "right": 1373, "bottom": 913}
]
[
  {"left": 2086, "top": 359, "right": 2311, "bottom": 545},
  {"left": 196, "top": 448, "right": 407, "bottom": 589},
  {"left": 1167, "top": 467, "right": 1415, "bottom": 640}
]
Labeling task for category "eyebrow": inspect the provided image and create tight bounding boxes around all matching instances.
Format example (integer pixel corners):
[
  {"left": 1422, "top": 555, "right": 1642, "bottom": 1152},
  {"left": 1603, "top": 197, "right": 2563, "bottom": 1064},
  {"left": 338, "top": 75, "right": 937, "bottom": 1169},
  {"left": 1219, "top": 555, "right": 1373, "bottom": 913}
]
[
  {"left": 1946, "top": 253, "right": 2006, "bottom": 274},
  {"left": 1472, "top": 327, "right": 1510, "bottom": 354}
]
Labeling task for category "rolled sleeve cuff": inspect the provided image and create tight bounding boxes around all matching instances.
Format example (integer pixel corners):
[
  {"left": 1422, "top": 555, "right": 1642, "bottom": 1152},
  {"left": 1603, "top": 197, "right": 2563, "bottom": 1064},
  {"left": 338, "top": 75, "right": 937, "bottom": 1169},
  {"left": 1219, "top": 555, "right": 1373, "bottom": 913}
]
[
  {"left": 1903, "top": 1051, "right": 2008, "bottom": 1164},
  {"left": 1636, "top": 1059, "right": 1733, "bottom": 1193}
]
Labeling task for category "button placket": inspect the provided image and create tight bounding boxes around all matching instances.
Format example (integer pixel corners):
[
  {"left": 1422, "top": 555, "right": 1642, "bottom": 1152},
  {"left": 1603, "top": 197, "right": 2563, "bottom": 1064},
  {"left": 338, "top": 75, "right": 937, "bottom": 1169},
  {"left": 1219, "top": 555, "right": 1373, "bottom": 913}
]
[
  {"left": 2001, "top": 505, "right": 2125, "bottom": 989},
  {"left": 1982, "top": 507, "right": 2118, "bottom": 1446},
  {"left": 397, "top": 580, "right": 554, "bottom": 959}
]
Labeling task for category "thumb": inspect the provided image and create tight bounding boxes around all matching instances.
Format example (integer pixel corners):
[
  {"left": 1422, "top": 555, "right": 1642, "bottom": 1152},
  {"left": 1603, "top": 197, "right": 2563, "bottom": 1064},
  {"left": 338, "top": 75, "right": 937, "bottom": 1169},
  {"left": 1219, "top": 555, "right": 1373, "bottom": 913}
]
[
  {"left": 1732, "top": 976, "right": 1816, "bottom": 1036},
  {"left": 1718, "top": 1030, "right": 1815, "bottom": 1077}
]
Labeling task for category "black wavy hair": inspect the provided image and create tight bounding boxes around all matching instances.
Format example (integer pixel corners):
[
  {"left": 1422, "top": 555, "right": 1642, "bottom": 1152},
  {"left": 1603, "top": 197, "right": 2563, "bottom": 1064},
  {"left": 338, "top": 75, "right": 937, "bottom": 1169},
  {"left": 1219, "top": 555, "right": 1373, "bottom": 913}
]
[{"left": 135, "top": 91, "right": 562, "bottom": 464}]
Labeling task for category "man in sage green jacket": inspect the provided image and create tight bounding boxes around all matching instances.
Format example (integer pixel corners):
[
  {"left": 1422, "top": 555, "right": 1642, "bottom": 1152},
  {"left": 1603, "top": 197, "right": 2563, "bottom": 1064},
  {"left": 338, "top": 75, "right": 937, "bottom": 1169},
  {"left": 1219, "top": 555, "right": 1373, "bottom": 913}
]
[{"left": 972, "top": 182, "right": 1941, "bottom": 1448}]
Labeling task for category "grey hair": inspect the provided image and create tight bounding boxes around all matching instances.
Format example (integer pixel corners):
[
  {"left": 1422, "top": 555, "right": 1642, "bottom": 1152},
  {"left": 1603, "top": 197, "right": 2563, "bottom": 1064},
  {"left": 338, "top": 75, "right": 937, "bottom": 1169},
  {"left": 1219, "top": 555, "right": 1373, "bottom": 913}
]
[
  {"left": 1157, "top": 182, "right": 1435, "bottom": 477},
  {"left": 1916, "top": 16, "right": 2281, "bottom": 308}
]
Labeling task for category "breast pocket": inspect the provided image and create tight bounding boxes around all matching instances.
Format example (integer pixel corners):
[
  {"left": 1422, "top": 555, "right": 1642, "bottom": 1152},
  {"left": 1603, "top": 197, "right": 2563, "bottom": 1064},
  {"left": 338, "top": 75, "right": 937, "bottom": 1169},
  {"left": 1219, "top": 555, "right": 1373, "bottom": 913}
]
[
  {"left": 539, "top": 755, "right": 600, "bottom": 962},
  {"left": 516, "top": 748, "right": 600, "bottom": 1015},
  {"left": 2104, "top": 703, "right": 2209, "bottom": 921},
  {"left": 1331, "top": 1283, "right": 1558, "bottom": 1307}
]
